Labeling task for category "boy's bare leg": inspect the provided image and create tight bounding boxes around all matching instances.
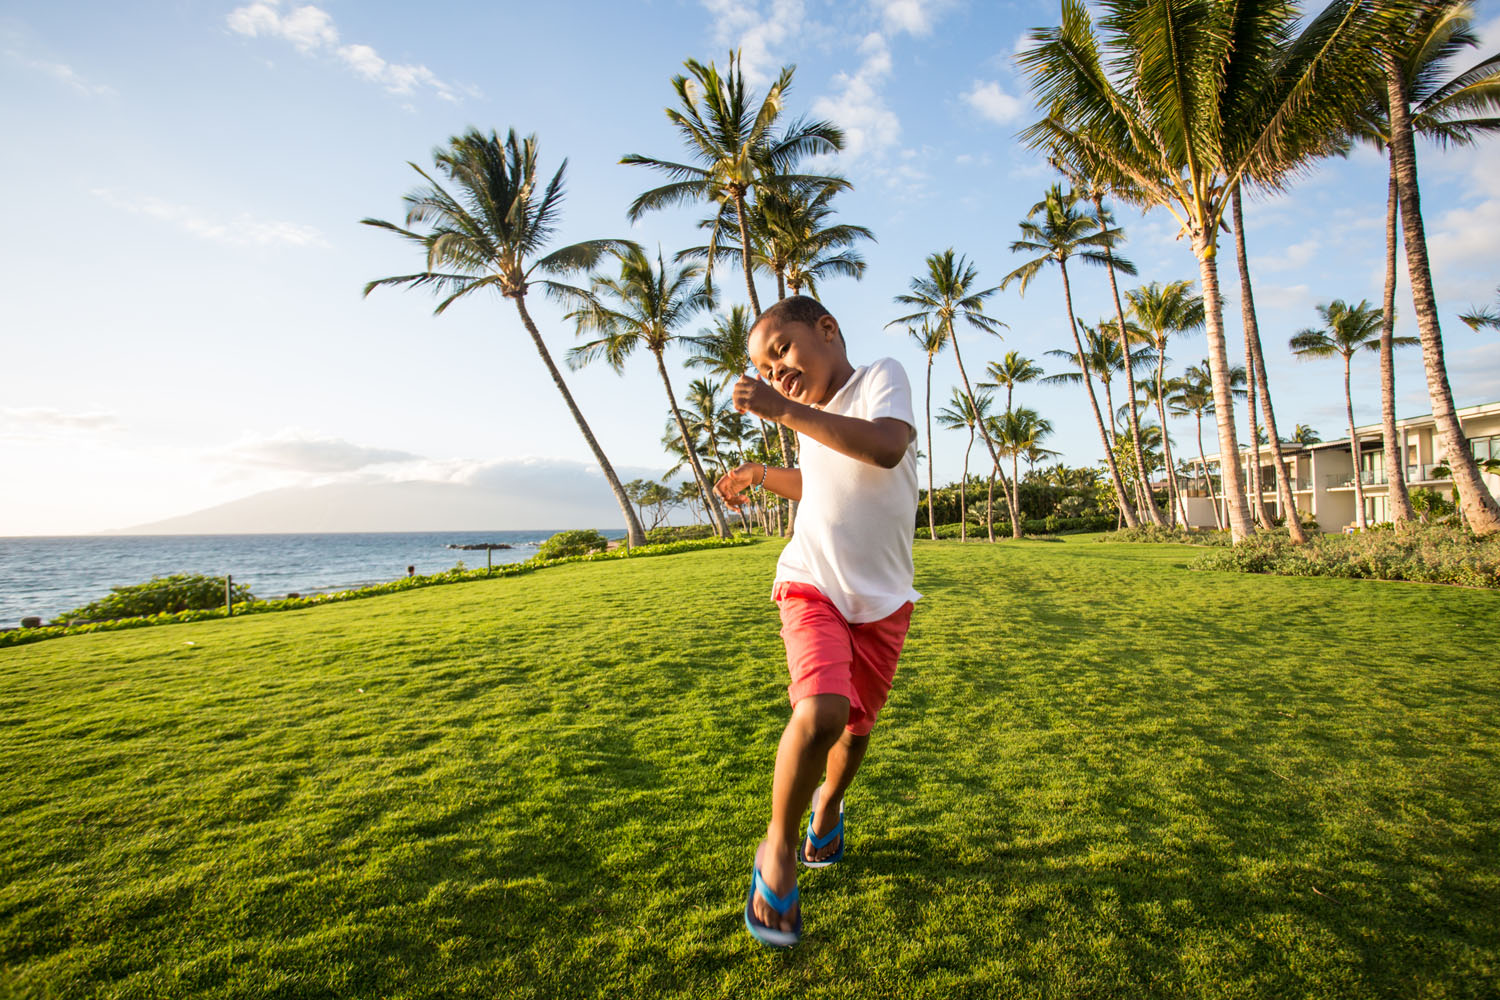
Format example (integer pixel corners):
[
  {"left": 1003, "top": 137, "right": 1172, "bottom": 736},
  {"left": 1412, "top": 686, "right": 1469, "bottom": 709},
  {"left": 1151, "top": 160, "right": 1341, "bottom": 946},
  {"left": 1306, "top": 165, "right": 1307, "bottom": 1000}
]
[
  {"left": 753, "top": 693, "right": 849, "bottom": 933},
  {"left": 804, "top": 728, "right": 869, "bottom": 862}
]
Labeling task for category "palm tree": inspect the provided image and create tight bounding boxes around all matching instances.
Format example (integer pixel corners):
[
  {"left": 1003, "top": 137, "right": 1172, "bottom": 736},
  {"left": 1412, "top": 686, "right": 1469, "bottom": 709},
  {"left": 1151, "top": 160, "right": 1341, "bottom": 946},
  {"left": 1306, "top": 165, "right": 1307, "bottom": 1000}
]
[
  {"left": 1461, "top": 287, "right": 1500, "bottom": 331},
  {"left": 995, "top": 407, "right": 1054, "bottom": 538},
  {"left": 683, "top": 306, "right": 788, "bottom": 534},
  {"left": 362, "top": 128, "right": 647, "bottom": 547},
  {"left": 1290, "top": 300, "right": 1418, "bottom": 530},
  {"left": 1001, "top": 185, "right": 1140, "bottom": 526},
  {"left": 909, "top": 321, "right": 950, "bottom": 541},
  {"left": 890, "top": 250, "right": 1011, "bottom": 541},
  {"left": 981, "top": 351, "right": 1046, "bottom": 530},
  {"left": 937, "top": 388, "right": 992, "bottom": 542},
  {"left": 1128, "top": 280, "right": 1204, "bottom": 527},
  {"left": 1373, "top": 1, "right": 1500, "bottom": 531},
  {"left": 1017, "top": 0, "right": 1384, "bottom": 540},
  {"left": 1289, "top": 424, "right": 1323, "bottom": 446},
  {"left": 1228, "top": 187, "right": 1312, "bottom": 541},
  {"left": 1170, "top": 362, "right": 1247, "bottom": 532},
  {"left": 563, "top": 246, "right": 731, "bottom": 538},
  {"left": 623, "top": 52, "right": 845, "bottom": 315}
]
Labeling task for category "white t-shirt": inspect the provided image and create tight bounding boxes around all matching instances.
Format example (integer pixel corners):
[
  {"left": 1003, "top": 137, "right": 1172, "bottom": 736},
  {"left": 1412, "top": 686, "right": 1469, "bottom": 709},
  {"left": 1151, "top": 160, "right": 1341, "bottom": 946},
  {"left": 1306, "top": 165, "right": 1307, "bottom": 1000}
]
[{"left": 773, "top": 357, "right": 922, "bottom": 623}]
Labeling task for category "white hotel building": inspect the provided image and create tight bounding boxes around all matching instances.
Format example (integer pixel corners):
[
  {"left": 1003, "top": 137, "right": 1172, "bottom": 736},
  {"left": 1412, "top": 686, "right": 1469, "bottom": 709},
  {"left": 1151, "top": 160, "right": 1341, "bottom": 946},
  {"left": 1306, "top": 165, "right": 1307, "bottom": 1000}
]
[{"left": 1182, "top": 399, "right": 1500, "bottom": 532}]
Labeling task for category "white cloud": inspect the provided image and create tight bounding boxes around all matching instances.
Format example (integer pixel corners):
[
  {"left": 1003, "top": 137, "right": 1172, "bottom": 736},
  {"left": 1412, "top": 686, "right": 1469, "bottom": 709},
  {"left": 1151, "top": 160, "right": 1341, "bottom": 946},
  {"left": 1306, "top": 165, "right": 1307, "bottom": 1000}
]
[
  {"left": 963, "top": 79, "right": 1025, "bottom": 125},
  {"left": 3, "top": 49, "right": 116, "bottom": 96},
  {"left": 1, "top": 408, "right": 120, "bottom": 439},
  {"left": 811, "top": 32, "right": 901, "bottom": 161},
  {"left": 226, "top": 0, "right": 470, "bottom": 101},
  {"left": 871, "top": 0, "right": 957, "bottom": 36},
  {"left": 1424, "top": 144, "right": 1500, "bottom": 303},
  {"left": 217, "top": 430, "right": 423, "bottom": 475},
  {"left": 700, "top": 0, "right": 806, "bottom": 88},
  {"left": 92, "top": 189, "right": 329, "bottom": 248},
  {"left": 1256, "top": 236, "right": 1320, "bottom": 273}
]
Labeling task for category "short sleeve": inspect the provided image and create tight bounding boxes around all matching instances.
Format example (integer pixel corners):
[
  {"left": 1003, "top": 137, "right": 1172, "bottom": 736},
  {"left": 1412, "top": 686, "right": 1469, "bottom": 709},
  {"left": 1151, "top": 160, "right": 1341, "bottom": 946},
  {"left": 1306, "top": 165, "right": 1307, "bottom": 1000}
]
[{"left": 862, "top": 357, "right": 917, "bottom": 431}]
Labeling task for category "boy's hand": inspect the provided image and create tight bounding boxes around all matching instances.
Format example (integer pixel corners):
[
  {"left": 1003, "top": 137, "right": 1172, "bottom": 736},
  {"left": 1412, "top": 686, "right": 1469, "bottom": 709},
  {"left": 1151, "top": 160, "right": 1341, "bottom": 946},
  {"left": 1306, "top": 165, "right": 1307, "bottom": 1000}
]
[
  {"left": 732, "top": 375, "right": 790, "bottom": 423},
  {"left": 715, "top": 463, "right": 762, "bottom": 510}
]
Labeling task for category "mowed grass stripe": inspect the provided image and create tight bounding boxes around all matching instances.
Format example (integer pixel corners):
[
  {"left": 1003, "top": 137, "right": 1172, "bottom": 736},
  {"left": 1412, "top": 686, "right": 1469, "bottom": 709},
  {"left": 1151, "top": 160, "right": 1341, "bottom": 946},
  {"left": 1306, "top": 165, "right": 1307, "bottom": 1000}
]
[{"left": 1, "top": 539, "right": 1497, "bottom": 999}]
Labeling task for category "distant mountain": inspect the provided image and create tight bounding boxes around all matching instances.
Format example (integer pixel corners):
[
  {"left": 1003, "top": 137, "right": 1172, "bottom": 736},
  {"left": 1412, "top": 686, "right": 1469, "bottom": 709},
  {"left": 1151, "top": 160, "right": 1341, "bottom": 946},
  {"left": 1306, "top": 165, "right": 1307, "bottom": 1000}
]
[{"left": 112, "top": 465, "right": 659, "bottom": 534}]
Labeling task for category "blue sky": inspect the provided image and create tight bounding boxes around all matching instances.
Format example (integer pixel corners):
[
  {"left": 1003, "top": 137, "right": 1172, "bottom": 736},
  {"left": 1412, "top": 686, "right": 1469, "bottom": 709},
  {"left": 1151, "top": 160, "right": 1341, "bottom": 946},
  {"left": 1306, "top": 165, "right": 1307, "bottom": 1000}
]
[{"left": 3, "top": 0, "right": 1498, "bottom": 534}]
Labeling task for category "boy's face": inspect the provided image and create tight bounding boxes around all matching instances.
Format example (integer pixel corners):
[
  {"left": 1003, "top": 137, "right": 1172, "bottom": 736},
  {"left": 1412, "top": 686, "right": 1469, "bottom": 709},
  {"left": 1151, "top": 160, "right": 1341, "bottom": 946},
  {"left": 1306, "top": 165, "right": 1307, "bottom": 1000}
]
[{"left": 749, "top": 315, "right": 848, "bottom": 407}]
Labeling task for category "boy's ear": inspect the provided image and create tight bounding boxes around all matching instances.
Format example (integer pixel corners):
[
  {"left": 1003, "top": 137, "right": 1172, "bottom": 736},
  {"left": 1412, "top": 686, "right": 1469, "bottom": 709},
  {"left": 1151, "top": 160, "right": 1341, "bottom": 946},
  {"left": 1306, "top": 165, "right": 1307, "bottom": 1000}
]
[{"left": 818, "top": 314, "right": 841, "bottom": 343}]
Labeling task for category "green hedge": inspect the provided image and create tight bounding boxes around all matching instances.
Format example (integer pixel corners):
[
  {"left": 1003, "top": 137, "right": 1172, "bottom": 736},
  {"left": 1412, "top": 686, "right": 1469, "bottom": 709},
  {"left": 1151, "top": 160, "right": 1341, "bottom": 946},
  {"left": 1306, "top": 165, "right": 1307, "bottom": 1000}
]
[
  {"left": 919, "top": 514, "right": 1117, "bottom": 539},
  {"left": 0, "top": 536, "right": 759, "bottom": 650},
  {"left": 645, "top": 524, "right": 716, "bottom": 544},
  {"left": 55, "top": 573, "right": 254, "bottom": 623},
  {"left": 1189, "top": 525, "right": 1500, "bottom": 588}
]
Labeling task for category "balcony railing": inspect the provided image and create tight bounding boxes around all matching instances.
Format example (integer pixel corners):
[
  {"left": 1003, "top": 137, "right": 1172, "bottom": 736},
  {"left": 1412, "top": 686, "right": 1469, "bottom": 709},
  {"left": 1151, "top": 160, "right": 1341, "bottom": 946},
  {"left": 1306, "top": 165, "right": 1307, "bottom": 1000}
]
[
  {"left": 1408, "top": 462, "right": 1443, "bottom": 481},
  {"left": 1325, "top": 470, "right": 1389, "bottom": 488}
]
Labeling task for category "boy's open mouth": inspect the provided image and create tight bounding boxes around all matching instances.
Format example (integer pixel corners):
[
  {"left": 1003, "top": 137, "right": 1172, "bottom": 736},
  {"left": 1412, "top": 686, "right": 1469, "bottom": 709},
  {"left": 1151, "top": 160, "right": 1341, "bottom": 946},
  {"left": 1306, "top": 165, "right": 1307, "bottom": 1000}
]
[{"left": 781, "top": 372, "right": 801, "bottom": 397}]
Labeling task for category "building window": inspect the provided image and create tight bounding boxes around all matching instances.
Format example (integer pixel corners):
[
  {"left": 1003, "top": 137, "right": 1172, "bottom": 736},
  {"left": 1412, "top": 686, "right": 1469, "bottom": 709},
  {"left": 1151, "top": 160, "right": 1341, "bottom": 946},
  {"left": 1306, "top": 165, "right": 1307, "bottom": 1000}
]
[{"left": 1473, "top": 436, "right": 1495, "bottom": 462}]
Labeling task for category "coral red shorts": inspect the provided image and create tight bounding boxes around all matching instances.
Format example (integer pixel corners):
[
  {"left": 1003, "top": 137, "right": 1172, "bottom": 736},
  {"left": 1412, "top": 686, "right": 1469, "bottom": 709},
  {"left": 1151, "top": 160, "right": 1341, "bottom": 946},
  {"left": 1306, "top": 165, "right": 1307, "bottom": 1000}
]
[{"left": 774, "top": 581, "right": 914, "bottom": 736}]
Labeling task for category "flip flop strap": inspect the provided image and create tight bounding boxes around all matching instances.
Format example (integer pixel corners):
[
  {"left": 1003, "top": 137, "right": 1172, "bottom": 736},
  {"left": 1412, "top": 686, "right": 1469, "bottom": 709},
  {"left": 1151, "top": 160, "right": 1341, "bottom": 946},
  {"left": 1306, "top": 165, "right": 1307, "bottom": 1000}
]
[
  {"left": 752, "top": 867, "right": 799, "bottom": 915},
  {"left": 806, "top": 813, "right": 843, "bottom": 849}
]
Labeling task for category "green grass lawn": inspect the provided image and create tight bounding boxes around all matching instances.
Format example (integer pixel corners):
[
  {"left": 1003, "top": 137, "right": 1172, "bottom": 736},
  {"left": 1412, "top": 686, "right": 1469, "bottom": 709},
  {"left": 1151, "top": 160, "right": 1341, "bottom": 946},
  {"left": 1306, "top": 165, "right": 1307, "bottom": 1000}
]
[{"left": 3, "top": 537, "right": 1498, "bottom": 999}]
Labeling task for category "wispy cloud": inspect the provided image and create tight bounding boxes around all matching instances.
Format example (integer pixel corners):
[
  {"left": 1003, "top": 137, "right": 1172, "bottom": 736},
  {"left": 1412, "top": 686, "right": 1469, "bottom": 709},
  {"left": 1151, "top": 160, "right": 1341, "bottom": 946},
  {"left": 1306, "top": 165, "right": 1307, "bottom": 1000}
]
[
  {"left": 962, "top": 79, "right": 1025, "bottom": 125},
  {"left": 92, "top": 189, "right": 329, "bottom": 248},
  {"left": 217, "top": 430, "right": 423, "bottom": 475},
  {"left": 3, "top": 48, "right": 116, "bottom": 96},
  {"left": 699, "top": 0, "right": 807, "bottom": 88},
  {"left": 225, "top": 0, "right": 476, "bottom": 102},
  {"left": 812, "top": 32, "right": 901, "bottom": 161},
  {"left": 870, "top": 0, "right": 958, "bottom": 37},
  {"left": 1, "top": 408, "right": 120, "bottom": 440}
]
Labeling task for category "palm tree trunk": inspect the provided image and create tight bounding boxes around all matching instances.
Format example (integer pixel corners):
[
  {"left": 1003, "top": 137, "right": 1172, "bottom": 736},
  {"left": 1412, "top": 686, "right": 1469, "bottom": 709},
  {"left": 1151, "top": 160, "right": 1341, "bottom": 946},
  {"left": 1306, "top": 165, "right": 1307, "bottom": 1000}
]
[
  {"left": 1244, "top": 337, "right": 1264, "bottom": 527},
  {"left": 655, "top": 352, "right": 731, "bottom": 538},
  {"left": 1380, "top": 163, "right": 1414, "bottom": 524},
  {"left": 946, "top": 321, "right": 1016, "bottom": 523},
  {"left": 960, "top": 427, "right": 972, "bottom": 542},
  {"left": 1059, "top": 263, "right": 1139, "bottom": 526},
  {"left": 986, "top": 462, "right": 996, "bottom": 542},
  {"left": 731, "top": 190, "right": 762, "bottom": 316},
  {"left": 1192, "top": 231, "right": 1255, "bottom": 541},
  {"left": 1385, "top": 52, "right": 1500, "bottom": 534},
  {"left": 1153, "top": 345, "right": 1182, "bottom": 527},
  {"left": 513, "top": 296, "right": 646, "bottom": 547},
  {"left": 1197, "top": 412, "right": 1224, "bottom": 531},
  {"left": 1345, "top": 355, "right": 1368, "bottom": 531},
  {"left": 925, "top": 356, "right": 937, "bottom": 541},
  {"left": 1098, "top": 193, "right": 1165, "bottom": 525},
  {"left": 1232, "top": 186, "right": 1308, "bottom": 543},
  {"left": 1011, "top": 450, "right": 1024, "bottom": 538},
  {"left": 777, "top": 270, "right": 787, "bottom": 301}
]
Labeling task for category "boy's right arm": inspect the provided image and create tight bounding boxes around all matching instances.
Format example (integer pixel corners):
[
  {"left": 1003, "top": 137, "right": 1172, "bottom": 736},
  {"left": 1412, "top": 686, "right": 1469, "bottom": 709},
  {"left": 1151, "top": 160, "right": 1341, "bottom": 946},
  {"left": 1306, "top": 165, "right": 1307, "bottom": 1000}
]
[{"left": 715, "top": 463, "right": 802, "bottom": 509}]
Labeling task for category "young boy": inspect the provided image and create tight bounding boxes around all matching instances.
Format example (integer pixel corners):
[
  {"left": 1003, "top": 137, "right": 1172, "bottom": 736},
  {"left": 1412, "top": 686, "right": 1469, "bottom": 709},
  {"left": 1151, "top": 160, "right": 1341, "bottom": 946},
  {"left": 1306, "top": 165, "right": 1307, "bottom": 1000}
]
[{"left": 715, "top": 295, "right": 920, "bottom": 947}]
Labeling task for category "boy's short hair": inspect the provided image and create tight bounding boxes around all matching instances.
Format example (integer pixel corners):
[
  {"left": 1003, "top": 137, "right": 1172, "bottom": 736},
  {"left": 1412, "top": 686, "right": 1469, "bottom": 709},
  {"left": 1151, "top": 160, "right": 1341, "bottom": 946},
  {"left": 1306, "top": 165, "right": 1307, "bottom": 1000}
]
[{"left": 752, "top": 295, "right": 844, "bottom": 345}]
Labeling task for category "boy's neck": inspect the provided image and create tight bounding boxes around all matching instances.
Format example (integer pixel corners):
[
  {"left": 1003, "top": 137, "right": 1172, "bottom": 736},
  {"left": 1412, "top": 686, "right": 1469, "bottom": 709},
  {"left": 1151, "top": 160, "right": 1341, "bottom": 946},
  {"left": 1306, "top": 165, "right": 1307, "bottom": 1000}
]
[{"left": 814, "top": 359, "right": 858, "bottom": 408}]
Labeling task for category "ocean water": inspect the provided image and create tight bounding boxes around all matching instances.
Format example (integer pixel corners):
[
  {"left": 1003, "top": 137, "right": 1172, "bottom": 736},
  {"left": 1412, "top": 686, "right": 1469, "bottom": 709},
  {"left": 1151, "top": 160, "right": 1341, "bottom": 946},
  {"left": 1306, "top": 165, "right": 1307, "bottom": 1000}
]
[{"left": 0, "top": 530, "right": 625, "bottom": 627}]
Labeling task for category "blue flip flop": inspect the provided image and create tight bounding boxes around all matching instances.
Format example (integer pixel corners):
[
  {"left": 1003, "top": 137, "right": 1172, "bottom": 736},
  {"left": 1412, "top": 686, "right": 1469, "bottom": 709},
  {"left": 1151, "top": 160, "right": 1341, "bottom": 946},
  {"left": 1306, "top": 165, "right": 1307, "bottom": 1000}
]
[
  {"left": 801, "top": 792, "right": 845, "bottom": 868},
  {"left": 743, "top": 861, "right": 801, "bottom": 948}
]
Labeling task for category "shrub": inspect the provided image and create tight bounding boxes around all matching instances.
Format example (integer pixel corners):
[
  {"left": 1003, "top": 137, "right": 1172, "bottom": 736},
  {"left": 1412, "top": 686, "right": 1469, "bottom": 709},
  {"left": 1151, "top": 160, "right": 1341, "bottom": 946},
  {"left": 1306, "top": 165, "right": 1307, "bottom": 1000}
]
[
  {"left": 1105, "top": 525, "right": 1231, "bottom": 546},
  {"left": 922, "top": 514, "right": 1115, "bottom": 540},
  {"left": 1189, "top": 524, "right": 1500, "bottom": 588},
  {"left": 536, "top": 529, "right": 609, "bottom": 560},
  {"left": 644, "top": 524, "right": 715, "bottom": 544},
  {"left": 54, "top": 574, "right": 254, "bottom": 624}
]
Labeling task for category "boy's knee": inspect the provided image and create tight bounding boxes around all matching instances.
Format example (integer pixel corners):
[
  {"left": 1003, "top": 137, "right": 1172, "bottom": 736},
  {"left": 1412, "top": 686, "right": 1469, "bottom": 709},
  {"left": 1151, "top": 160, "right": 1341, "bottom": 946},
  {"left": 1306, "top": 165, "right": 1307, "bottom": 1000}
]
[{"left": 793, "top": 694, "right": 850, "bottom": 744}]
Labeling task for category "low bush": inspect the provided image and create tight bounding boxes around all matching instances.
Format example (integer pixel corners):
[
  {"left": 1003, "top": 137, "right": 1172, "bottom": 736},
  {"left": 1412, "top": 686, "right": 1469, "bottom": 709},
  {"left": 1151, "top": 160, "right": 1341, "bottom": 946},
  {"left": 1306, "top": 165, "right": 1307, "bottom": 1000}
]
[
  {"left": 922, "top": 514, "right": 1116, "bottom": 540},
  {"left": 1189, "top": 524, "right": 1500, "bottom": 588},
  {"left": 644, "top": 524, "right": 716, "bottom": 544},
  {"left": 1105, "top": 525, "right": 1231, "bottom": 546},
  {"left": 54, "top": 574, "right": 254, "bottom": 624},
  {"left": 536, "top": 529, "right": 609, "bottom": 560},
  {"left": 1, "top": 536, "right": 757, "bottom": 649}
]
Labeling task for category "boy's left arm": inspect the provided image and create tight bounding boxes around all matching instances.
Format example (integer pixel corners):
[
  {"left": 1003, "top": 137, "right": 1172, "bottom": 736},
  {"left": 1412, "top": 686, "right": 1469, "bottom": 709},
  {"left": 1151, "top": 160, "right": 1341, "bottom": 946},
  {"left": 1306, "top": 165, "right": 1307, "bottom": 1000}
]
[{"left": 731, "top": 377, "right": 914, "bottom": 469}]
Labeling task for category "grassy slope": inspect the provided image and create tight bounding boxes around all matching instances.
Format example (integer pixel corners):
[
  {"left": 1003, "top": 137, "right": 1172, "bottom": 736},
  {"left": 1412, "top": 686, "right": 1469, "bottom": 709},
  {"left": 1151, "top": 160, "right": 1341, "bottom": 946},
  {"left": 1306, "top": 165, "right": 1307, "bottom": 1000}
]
[{"left": 1, "top": 538, "right": 1497, "bottom": 999}]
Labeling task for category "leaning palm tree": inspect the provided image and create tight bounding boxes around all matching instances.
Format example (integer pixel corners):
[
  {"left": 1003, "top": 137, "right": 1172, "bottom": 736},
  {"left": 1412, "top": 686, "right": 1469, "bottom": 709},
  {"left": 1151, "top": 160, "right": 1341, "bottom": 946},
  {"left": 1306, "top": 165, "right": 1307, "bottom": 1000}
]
[
  {"left": 889, "top": 250, "right": 1011, "bottom": 541},
  {"left": 936, "top": 388, "right": 992, "bottom": 542},
  {"left": 1001, "top": 185, "right": 1140, "bottom": 525},
  {"left": 623, "top": 52, "right": 845, "bottom": 315},
  {"left": 1018, "top": 0, "right": 1386, "bottom": 540},
  {"left": 563, "top": 246, "right": 731, "bottom": 538},
  {"left": 362, "top": 128, "right": 646, "bottom": 547},
  {"left": 1127, "top": 280, "right": 1204, "bottom": 527},
  {"left": 1289, "top": 424, "right": 1323, "bottom": 445},
  {"left": 909, "top": 321, "right": 950, "bottom": 541},
  {"left": 1290, "top": 300, "right": 1418, "bottom": 530},
  {"left": 1375, "top": 0, "right": 1500, "bottom": 532}
]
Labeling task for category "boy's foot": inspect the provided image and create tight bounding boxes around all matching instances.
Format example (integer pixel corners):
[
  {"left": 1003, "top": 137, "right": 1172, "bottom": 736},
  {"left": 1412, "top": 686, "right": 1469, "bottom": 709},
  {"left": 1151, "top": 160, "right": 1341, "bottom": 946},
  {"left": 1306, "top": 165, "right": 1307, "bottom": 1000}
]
[
  {"left": 751, "top": 838, "right": 800, "bottom": 934},
  {"left": 803, "top": 788, "right": 843, "bottom": 864}
]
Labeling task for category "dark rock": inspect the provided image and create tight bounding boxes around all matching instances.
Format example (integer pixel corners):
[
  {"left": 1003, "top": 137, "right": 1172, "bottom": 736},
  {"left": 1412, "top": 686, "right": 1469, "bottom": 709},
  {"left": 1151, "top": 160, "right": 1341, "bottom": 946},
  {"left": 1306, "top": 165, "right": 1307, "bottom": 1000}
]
[
  {"left": 20, "top": 616, "right": 41, "bottom": 629},
  {"left": 447, "top": 543, "right": 512, "bottom": 550}
]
